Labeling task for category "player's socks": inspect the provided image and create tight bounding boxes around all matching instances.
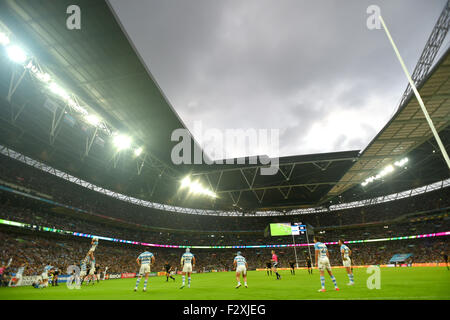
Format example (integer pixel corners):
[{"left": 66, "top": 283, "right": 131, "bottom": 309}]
[
  {"left": 143, "top": 279, "right": 148, "bottom": 290},
  {"left": 244, "top": 282, "right": 247, "bottom": 288},
  {"left": 348, "top": 274, "right": 354, "bottom": 283},
  {"left": 188, "top": 277, "right": 191, "bottom": 288},
  {"left": 135, "top": 277, "right": 141, "bottom": 289},
  {"left": 180, "top": 275, "right": 185, "bottom": 288},
  {"left": 320, "top": 276, "right": 325, "bottom": 289},
  {"left": 236, "top": 282, "right": 241, "bottom": 288},
  {"left": 330, "top": 275, "right": 338, "bottom": 288}
]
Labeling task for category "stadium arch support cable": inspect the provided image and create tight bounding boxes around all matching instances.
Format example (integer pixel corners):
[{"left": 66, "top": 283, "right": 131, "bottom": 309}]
[{"left": 0, "top": 217, "right": 448, "bottom": 249}]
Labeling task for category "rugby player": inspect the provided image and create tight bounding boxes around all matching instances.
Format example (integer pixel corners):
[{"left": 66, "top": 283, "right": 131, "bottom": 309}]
[
  {"left": 180, "top": 248, "right": 195, "bottom": 289},
  {"left": 314, "top": 236, "right": 339, "bottom": 292},
  {"left": 134, "top": 251, "right": 155, "bottom": 292},
  {"left": 233, "top": 251, "right": 248, "bottom": 288},
  {"left": 339, "top": 239, "right": 354, "bottom": 285}
]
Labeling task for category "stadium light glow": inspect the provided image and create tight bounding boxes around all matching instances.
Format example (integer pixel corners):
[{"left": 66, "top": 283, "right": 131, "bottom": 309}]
[
  {"left": 134, "top": 147, "right": 143, "bottom": 157},
  {"left": 1, "top": 24, "right": 151, "bottom": 159},
  {"left": 180, "top": 176, "right": 217, "bottom": 198},
  {"left": 362, "top": 157, "right": 409, "bottom": 187},
  {"left": 85, "top": 114, "right": 101, "bottom": 126},
  {"left": 6, "top": 45, "right": 27, "bottom": 63},
  {"left": 113, "top": 134, "right": 132, "bottom": 151},
  {"left": 48, "top": 82, "right": 69, "bottom": 100},
  {"left": 0, "top": 32, "right": 10, "bottom": 45}
]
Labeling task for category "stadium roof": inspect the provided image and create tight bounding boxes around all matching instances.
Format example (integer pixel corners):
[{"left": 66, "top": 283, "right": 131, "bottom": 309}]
[{"left": 0, "top": 0, "right": 448, "bottom": 213}]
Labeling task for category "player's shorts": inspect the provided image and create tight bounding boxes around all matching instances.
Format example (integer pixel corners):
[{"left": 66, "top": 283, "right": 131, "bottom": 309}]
[
  {"left": 89, "top": 268, "right": 96, "bottom": 275},
  {"left": 41, "top": 273, "right": 49, "bottom": 281},
  {"left": 182, "top": 263, "right": 193, "bottom": 273},
  {"left": 318, "top": 257, "right": 331, "bottom": 271},
  {"left": 139, "top": 264, "right": 151, "bottom": 275},
  {"left": 343, "top": 257, "right": 351, "bottom": 268},
  {"left": 236, "top": 265, "right": 247, "bottom": 274},
  {"left": 80, "top": 271, "right": 87, "bottom": 278},
  {"left": 272, "top": 262, "right": 278, "bottom": 268}
]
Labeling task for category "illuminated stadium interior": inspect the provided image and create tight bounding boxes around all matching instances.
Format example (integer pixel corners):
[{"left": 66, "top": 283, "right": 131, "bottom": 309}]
[{"left": 0, "top": 0, "right": 448, "bottom": 303}]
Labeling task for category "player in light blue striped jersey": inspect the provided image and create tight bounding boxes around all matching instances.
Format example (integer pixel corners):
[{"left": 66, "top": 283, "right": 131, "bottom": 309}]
[
  {"left": 314, "top": 236, "right": 339, "bottom": 292},
  {"left": 134, "top": 251, "right": 155, "bottom": 292},
  {"left": 233, "top": 251, "right": 248, "bottom": 288},
  {"left": 180, "top": 248, "right": 195, "bottom": 289},
  {"left": 339, "top": 239, "right": 354, "bottom": 285}
]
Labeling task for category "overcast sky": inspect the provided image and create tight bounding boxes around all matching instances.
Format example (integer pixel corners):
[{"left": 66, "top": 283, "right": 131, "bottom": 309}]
[{"left": 108, "top": 0, "right": 448, "bottom": 160}]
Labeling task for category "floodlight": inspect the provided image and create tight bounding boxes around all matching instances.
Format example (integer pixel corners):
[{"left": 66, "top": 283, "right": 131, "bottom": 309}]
[
  {"left": 0, "top": 32, "right": 10, "bottom": 46},
  {"left": 134, "top": 147, "right": 143, "bottom": 157},
  {"left": 180, "top": 176, "right": 190, "bottom": 188},
  {"left": 49, "top": 82, "right": 69, "bottom": 100},
  {"left": 6, "top": 45, "right": 27, "bottom": 63},
  {"left": 113, "top": 134, "right": 132, "bottom": 150},
  {"left": 85, "top": 114, "right": 101, "bottom": 126},
  {"left": 190, "top": 181, "right": 203, "bottom": 194}
]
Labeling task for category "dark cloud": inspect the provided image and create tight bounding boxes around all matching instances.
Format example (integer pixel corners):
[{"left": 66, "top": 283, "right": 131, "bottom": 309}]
[{"left": 108, "top": 0, "right": 448, "bottom": 158}]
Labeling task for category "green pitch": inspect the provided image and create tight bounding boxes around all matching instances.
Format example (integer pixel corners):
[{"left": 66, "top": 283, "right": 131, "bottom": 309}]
[{"left": 0, "top": 267, "right": 449, "bottom": 300}]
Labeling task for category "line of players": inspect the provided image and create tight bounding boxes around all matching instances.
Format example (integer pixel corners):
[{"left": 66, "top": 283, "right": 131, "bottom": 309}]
[
  {"left": 25, "top": 234, "right": 356, "bottom": 291},
  {"left": 21, "top": 234, "right": 357, "bottom": 291},
  {"left": 132, "top": 236, "right": 355, "bottom": 292}
]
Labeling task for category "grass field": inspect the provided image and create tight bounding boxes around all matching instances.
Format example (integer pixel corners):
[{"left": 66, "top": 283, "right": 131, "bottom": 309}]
[{"left": 0, "top": 267, "right": 449, "bottom": 300}]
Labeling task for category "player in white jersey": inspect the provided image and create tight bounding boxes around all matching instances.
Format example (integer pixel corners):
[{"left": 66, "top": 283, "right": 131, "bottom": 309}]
[
  {"left": 233, "top": 251, "right": 248, "bottom": 288},
  {"left": 85, "top": 257, "right": 97, "bottom": 285},
  {"left": 314, "top": 236, "right": 339, "bottom": 292},
  {"left": 339, "top": 239, "right": 354, "bottom": 285},
  {"left": 33, "top": 265, "right": 53, "bottom": 289},
  {"left": 134, "top": 251, "right": 155, "bottom": 292},
  {"left": 180, "top": 248, "right": 195, "bottom": 289},
  {"left": 87, "top": 237, "right": 98, "bottom": 260}
]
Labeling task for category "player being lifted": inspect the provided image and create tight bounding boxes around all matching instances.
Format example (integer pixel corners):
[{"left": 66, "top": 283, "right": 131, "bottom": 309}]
[
  {"left": 339, "top": 239, "right": 354, "bottom": 285},
  {"left": 234, "top": 251, "right": 248, "bottom": 288},
  {"left": 271, "top": 250, "right": 281, "bottom": 280},
  {"left": 87, "top": 237, "right": 99, "bottom": 261},
  {"left": 134, "top": 251, "right": 155, "bottom": 292},
  {"left": 180, "top": 248, "right": 195, "bottom": 289},
  {"left": 314, "top": 236, "right": 339, "bottom": 292}
]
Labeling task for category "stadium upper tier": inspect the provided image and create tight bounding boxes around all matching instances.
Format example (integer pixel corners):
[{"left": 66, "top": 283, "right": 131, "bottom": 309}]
[
  {"left": 0, "top": 0, "right": 448, "bottom": 211},
  {"left": 0, "top": 153, "right": 448, "bottom": 233}
]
